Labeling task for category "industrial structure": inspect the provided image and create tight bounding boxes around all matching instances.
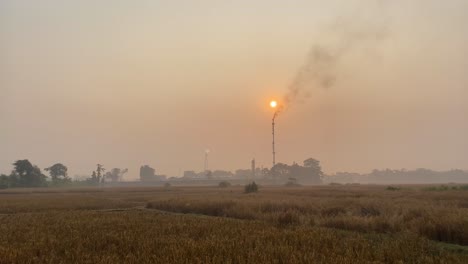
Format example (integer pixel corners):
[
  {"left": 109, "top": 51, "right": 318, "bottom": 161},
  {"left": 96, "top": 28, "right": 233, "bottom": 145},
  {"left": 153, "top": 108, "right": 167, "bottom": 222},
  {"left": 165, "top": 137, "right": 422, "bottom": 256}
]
[{"left": 270, "top": 101, "right": 279, "bottom": 166}]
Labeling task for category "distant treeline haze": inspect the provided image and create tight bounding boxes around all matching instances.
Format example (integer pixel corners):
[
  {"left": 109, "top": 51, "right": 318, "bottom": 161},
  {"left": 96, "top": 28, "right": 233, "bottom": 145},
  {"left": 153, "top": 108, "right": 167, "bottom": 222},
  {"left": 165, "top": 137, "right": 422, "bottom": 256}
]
[{"left": 1, "top": 158, "right": 467, "bottom": 189}]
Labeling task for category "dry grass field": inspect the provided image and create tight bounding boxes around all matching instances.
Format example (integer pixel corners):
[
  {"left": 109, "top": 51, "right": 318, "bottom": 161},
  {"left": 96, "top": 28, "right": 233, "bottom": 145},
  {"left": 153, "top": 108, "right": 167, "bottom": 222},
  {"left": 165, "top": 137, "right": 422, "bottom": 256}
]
[{"left": 1, "top": 185, "right": 468, "bottom": 263}]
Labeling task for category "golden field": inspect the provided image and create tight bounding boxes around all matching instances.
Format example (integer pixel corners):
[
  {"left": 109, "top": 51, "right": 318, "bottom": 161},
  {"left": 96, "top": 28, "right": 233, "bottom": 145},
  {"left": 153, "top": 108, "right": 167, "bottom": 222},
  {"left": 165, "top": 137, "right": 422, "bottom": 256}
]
[{"left": 1, "top": 185, "right": 467, "bottom": 263}]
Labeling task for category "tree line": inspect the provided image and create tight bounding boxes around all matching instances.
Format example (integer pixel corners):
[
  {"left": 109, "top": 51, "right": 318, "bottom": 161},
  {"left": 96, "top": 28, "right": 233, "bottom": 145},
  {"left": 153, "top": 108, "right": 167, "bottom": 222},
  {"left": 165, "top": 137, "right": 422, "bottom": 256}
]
[
  {"left": 0, "top": 160, "right": 128, "bottom": 189},
  {"left": 266, "top": 158, "right": 324, "bottom": 184},
  {"left": 0, "top": 157, "right": 324, "bottom": 189},
  {"left": 180, "top": 158, "right": 324, "bottom": 185},
  {"left": 0, "top": 160, "right": 69, "bottom": 188},
  {"left": 327, "top": 168, "right": 468, "bottom": 184}
]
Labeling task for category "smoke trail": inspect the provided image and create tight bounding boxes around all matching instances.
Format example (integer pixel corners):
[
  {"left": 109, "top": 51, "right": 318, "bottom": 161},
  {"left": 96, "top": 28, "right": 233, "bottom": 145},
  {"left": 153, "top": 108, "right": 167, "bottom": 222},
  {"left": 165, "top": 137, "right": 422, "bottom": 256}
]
[{"left": 282, "top": 15, "right": 389, "bottom": 111}]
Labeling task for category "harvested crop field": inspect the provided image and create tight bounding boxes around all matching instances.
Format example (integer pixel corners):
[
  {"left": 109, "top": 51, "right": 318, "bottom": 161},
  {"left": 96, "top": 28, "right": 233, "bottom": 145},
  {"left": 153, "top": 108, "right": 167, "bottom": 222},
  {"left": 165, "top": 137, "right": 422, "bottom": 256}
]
[{"left": 1, "top": 185, "right": 467, "bottom": 263}]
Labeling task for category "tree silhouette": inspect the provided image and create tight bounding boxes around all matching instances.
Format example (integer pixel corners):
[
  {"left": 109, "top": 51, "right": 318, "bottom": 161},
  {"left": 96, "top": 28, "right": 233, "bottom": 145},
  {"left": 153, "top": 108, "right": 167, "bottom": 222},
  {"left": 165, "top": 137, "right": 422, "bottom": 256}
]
[
  {"left": 302, "top": 158, "right": 323, "bottom": 183},
  {"left": 87, "top": 164, "right": 105, "bottom": 185},
  {"left": 244, "top": 182, "right": 259, "bottom": 193},
  {"left": 269, "top": 158, "right": 323, "bottom": 184},
  {"left": 105, "top": 168, "right": 128, "bottom": 182},
  {"left": 13, "top": 160, "right": 34, "bottom": 177},
  {"left": 304, "top": 158, "right": 321, "bottom": 169},
  {"left": 45, "top": 163, "right": 70, "bottom": 185},
  {"left": 89, "top": 171, "right": 98, "bottom": 184},
  {"left": 0, "top": 174, "right": 9, "bottom": 189},
  {"left": 270, "top": 163, "right": 290, "bottom": 180},
  {"left": 96, "top": 164, "right": 105, "bottom": 184},
  {"left": 12, "top": 159, "right": 46, "bottom": 187}
]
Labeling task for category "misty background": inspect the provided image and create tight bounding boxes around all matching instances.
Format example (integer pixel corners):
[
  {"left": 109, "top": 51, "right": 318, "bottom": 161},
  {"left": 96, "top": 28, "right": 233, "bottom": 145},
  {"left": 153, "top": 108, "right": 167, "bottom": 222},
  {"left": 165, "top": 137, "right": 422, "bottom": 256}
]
[{"left": 1, "top": 0, "right": 467, "bottom": 180}]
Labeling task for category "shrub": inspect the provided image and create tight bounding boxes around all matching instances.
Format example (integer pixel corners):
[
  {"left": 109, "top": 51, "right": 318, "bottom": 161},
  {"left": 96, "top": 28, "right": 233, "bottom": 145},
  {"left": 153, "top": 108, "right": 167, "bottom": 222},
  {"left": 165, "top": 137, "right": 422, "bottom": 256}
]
[
  {"left": 277, "top": 210, "right": 301, "bottom": 227},
  {"left": 359, "top": 206, "right": 381, "bottom": 217},
  {"left": 386, "top": 186, "right": 400, "bottom": 191},
  {"left": 322, "top": 217, "right": 369, "bottom": 233},
  {"left": 244, "top": 182, "right": 258, "bottom": 193},
  {"left": 218, "top": 181, "right": 231, "bottom": 188},
  {"left": 284, "top": 181, "right": 301, "bottom": 187},
  {"left": 424, "top": 185, "right": 450, "bottom": 191},
  {"left": 321, "top": 206, "right": 347, "bottom": 217},
  {"left": 146, "top": 200, "right": 236, "bottom": 217},
  {"left": 416, "top": 213, "right": 468, "bottom": 245}
]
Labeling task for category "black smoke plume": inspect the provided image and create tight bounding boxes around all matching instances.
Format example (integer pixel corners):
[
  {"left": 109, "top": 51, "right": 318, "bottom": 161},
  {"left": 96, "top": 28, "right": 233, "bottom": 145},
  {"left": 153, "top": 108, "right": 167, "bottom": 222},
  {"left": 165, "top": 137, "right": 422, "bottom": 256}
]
[{"left": 281, "top": 15, "right": 389, "bottom": 113}]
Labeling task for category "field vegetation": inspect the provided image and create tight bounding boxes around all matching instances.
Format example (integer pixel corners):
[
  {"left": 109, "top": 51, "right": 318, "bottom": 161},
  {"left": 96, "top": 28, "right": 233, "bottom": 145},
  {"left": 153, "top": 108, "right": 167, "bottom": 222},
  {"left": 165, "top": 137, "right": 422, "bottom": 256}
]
[{"left": 1, "top": 185, "right": 468, "bottom": 263}]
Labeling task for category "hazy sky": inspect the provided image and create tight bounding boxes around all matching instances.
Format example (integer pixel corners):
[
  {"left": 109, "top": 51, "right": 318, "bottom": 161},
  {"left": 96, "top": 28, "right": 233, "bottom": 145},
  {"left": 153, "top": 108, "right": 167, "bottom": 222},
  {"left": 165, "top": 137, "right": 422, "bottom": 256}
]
[{"left": 1, "top": 0, "right": 467, "bottom": 179}]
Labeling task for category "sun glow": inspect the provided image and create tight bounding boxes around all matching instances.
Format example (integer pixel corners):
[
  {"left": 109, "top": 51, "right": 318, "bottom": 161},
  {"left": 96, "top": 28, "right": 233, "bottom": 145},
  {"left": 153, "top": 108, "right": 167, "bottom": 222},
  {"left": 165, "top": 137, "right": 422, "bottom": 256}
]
[{"left": 270, "top": 100, "right": 278, "bottom": 108}]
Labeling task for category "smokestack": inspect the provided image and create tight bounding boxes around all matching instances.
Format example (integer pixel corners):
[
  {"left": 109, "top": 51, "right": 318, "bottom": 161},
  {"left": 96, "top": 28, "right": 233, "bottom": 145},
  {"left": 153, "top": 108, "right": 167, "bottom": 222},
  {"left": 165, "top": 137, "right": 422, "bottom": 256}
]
[
  {"left": 270, "top": 101, "right": 280, "bottom": 167},
  {"left": 272, "top": 113, "right": 276, "bottom": 167},
  {"left": 251, "top": 158, "right": 256, "bottom": 179},
  {"left": 204, "top": 149, "right": 210, "bottom": 172}
]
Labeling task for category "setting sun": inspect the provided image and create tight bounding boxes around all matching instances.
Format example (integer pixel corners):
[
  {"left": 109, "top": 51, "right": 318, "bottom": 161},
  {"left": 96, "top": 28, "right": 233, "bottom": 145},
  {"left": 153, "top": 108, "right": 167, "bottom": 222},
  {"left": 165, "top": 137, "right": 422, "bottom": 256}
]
[{"left": 270, "top": 100, "right": 278, "bottom": 108}]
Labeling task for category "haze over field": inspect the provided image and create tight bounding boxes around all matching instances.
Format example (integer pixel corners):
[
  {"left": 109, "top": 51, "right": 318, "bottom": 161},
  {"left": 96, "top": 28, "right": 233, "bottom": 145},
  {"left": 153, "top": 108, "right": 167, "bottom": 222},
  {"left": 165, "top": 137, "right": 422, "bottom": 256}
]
[{"left": 1, "top": 0, "right": 467, "bottom": 179}]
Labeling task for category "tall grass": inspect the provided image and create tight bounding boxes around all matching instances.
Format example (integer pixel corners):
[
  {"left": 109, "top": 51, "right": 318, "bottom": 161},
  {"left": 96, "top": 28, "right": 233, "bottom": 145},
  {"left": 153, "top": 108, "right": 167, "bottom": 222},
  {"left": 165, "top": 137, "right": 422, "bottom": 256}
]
[
  {"left": 1, "top": 185, "right": 468, "bottom": 263},
  {"left": 0, "top": 211, "right": 465, "bottom": 263},
  {"left": 145, "top": 185, "right": 468, "bottom": 246}
]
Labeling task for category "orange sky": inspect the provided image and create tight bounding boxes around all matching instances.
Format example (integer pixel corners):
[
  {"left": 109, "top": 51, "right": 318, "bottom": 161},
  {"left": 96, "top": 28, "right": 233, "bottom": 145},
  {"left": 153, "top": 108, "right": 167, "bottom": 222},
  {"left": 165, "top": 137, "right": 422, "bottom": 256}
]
[{"left": 1, "top": 0, "right": 467, "bottom": 179}]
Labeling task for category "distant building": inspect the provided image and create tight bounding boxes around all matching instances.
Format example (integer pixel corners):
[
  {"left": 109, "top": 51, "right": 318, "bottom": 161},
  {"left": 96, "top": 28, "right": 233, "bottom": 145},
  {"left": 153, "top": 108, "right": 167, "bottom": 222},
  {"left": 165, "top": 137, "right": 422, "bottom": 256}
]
[
  {"left": 140, "top": 165, "right": 165, "bottom": 181},
  {"left": 235, "top": 169, "right": 251, "bottom": 179},
  {"left": 183, "top": 171, "right": 197, "bottom": 179},
  {"left": 212, "top": 170, "right": 234, "bottom": 179}
]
